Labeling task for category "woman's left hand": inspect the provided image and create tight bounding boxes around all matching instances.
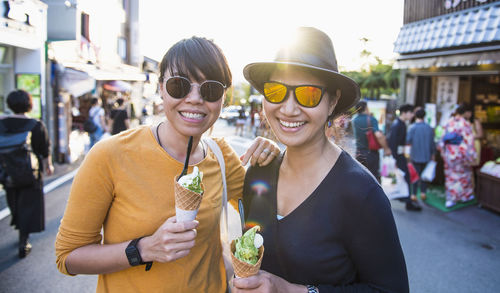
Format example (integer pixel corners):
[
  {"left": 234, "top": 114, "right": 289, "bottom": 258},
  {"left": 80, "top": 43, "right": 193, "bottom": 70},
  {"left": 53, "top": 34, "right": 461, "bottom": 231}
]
[
  {"left": 232, "top": 270, "right": 305, "bottom": 293},
  {"left": 240, "top": 137, "right": 280, "bottom": 167}
]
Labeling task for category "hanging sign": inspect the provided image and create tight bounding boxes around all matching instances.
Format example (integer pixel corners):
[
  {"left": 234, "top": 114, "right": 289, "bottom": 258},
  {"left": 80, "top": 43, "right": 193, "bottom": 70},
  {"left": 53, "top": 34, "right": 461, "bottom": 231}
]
[{"left": 436, "top": 76, "right": 459, "bottom": 126}]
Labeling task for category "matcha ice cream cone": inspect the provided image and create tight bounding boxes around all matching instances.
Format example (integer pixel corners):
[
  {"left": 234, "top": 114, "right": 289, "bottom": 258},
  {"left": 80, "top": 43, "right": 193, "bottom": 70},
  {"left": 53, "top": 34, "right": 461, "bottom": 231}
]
[
  {"left": 231, "top": 226, "right": 264, "bottom": 278},
  {"left": 174, "top": 166, "right": 204, "bottom": 222}
]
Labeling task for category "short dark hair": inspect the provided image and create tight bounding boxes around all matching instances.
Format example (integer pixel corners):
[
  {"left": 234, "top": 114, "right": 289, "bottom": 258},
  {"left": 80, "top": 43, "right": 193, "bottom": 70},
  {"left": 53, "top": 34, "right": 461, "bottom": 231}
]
[
  {"left": 399, "top": 104, "right": 414, "bottom": 114},
  {"left": 158, "top": 36, "right": 232, "bottom": 88},
  {"left": 90, "top": 97, "right": 99, "bottom": 106},
  {"left": 7, "top": 89, "right": 32, "bottom": 114},
  {"left": 415, "top": 108, "right": 426, "bottom": 119},
  {"left": 455, "top": 103, "right": 472, "bottom": 115},
  {"left": 116, "top": 98, "right": 124, "bottom": 106},
  {"left": 356, "top": 101, "right": 367, "bottom": 113}
]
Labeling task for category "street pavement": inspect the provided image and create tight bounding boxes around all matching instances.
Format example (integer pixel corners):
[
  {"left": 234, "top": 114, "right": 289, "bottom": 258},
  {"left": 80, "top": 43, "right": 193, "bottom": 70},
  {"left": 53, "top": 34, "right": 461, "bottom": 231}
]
[{"left": 0, "top": 118, "right": 499, "bottom": 292}]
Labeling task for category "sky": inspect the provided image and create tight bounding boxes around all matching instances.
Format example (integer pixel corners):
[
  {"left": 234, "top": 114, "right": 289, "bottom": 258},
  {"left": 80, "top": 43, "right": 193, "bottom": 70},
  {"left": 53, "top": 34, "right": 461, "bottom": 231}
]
[{"left": 139, "top": 0, "right": 404, "bottom": 84}]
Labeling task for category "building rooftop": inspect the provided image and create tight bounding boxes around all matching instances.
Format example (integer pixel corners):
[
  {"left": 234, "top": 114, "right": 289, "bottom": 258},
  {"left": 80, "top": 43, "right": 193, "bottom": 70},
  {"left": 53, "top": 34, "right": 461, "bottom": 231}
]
[{"left": 394, "top": 2, "right": 500, "bottom": 55}]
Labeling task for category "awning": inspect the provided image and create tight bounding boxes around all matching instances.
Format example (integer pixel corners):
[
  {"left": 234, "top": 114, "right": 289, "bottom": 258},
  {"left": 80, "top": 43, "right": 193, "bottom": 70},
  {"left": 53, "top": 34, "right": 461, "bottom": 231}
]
[
  {"left": 62, "top": 62, "right": 147, "bottom": 81},
  {"left": 394, "top": 51, "right": 500, "bottom": 69},
  {"left": 59, "top": 67, "right": 96, "bottom": 97},
  {"left": 394, "top": 2, "right": 500, "bottom": 54},
  {"left": 103, "top": 80, "right": 132, "bottom": 92}
]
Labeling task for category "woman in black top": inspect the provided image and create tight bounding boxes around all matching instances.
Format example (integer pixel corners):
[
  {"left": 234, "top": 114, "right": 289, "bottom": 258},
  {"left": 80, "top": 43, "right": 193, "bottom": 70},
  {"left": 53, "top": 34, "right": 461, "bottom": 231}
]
[
  {"left": 234, "top": 27, "right": 408, "bottom": 292},
  {"left": 109, "top": 97, "right": 129, "bottom": 135},
  {"left": 0, "top": 90, "right": 54, "bottom": 258}
]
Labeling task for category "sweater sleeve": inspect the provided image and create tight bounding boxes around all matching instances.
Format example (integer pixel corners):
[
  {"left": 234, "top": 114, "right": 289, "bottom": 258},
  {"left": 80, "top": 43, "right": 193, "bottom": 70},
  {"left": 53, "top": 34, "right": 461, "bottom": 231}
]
[
  {"left": 317, "top": 185, "right": 409, "bottom": 293},
  {"left": 55, "top": 141, "right": 115, "bottom": 275}
]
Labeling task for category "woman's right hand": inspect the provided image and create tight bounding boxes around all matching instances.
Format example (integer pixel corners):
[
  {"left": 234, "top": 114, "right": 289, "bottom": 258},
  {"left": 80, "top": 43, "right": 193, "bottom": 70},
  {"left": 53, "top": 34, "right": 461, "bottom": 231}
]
[
  {"left": 232, "top": 270, "right": 306, "bottom": 293},
  {"left": 138, "top": 216, "right": 198, "bottom": 263},
  {"left": 240, "top": 136, "right": 280, "bottom": 167}
]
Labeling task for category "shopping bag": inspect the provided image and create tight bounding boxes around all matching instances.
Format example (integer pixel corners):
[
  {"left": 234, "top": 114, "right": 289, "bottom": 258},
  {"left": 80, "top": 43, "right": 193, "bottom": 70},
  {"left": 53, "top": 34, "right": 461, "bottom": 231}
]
[
  {"left": 366, "top": 116, "right": 381, "bottom": 151},
  {"left": 366, "top": 130, "right": 382, "bottom": 150},
  {"left": 421, "top": 160, "right": 436, "bottom": 182},
  {"left": 407, "top": 162, "right": 420, "bottom": 184},
  {"left": 381, "top": 168, "right": 409, "bottom": 200},
  {"left": 381, "top": 156, "right": 396, "bottom": 177}
]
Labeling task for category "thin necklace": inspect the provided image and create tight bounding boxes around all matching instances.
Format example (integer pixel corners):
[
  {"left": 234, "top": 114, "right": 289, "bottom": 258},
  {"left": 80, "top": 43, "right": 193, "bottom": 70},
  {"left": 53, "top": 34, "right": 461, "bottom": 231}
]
[{"left": 156, "top": 122, "right": 206, "bottom": 158}]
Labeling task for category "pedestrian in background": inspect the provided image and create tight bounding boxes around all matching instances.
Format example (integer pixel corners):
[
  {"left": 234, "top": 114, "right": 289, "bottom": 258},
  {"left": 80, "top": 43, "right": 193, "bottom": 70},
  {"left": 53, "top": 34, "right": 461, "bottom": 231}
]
[
  {"left": 0, "top": 90, "right": 54, "bottom": 258},
  {"left": 109, "top": 97, "right": 129, "bottom": 135},
  {"left": 387, "top": 104, "right": 422, "bottom": 211},
  {"left": 439, "top": 104, "right": 477, "bottom": 208},
  {"left": 352, "top": 101, "right": 391, "bottom": 181},
  {"left": 461, "top": 103, "right": 483, "bottom": 166},
  {"left": 407, "top": 108, "right": 435, "bottom": 201},
  {"left": 237, "top": 27, "right": 408, "bottom": 293},
  {"left": 88, "top": 97, "right": 107, "bottom": 148},
  {"left": 235, "top": 108, "right": 246, "bottom": 136},
  {"left": 55, "top": 36, "right": 279, "bottom": 292}
]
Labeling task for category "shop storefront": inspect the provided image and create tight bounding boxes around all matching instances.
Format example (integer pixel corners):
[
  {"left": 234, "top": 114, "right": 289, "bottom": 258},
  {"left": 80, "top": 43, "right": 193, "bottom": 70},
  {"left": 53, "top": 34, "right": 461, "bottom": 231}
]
[
  {"left": 51, "top": 61, "right": 146, "bottom": 163},
  {"left": 394, "top": 0, "right": 500, "bottom": 207},
  {"left": 0, "top": 0, "right": 47, "bottom": 121}
]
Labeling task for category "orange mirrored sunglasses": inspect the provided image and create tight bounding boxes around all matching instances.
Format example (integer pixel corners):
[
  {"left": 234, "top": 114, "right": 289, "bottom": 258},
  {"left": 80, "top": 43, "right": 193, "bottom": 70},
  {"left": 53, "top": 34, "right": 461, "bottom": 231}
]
[{"left": 263, "top": 82, "right": 325, "bottom": 108}]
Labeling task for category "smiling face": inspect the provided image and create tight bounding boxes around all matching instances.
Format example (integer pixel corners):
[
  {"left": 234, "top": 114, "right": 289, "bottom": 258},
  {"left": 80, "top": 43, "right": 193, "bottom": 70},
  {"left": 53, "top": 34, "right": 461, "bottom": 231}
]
[
  {"left": 157, "top": 37, "right": 231, "bottom": 139},
  {"left": 263, "top": 69, "right": 339, "bottom": 148},
  {"left": 160, "top": 70, "right": 224, "bottom": 138}
]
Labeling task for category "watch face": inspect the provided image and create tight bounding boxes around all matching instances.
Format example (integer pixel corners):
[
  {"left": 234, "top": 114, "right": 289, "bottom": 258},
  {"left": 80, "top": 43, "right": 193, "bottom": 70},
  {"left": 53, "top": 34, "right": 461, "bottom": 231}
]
[{"left": 126, "top": 245, "right": 141, "bottom": 266}]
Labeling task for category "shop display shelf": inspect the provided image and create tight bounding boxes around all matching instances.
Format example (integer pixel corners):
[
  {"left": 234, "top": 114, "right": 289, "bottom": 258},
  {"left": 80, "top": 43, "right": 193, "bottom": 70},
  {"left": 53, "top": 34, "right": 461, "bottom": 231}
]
[{"left": 476, "top": 171, "right": 500, "bottom": 213}]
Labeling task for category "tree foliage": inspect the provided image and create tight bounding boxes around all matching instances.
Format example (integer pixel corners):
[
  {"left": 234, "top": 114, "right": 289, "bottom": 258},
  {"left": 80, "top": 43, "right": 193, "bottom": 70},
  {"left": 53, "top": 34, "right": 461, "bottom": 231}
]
[{"left": 341, "top": 38, "right": 400, "bottom": 100}]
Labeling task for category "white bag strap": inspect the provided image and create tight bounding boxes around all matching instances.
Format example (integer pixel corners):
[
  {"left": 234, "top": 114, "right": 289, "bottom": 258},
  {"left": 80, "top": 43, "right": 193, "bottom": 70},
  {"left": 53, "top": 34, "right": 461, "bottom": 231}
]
[{"left": 203, "top": 138, "right": 228, "bottom": 242}]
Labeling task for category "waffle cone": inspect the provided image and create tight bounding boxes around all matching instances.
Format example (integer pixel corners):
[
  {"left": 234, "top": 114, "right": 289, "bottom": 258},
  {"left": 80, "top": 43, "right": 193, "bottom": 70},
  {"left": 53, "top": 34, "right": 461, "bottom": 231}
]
[
  {"left": 174, "top": 176, "right": 204, "bottom": 210},
  {"left": 230, "top": 239, "right": 264, "bottom": 278}
]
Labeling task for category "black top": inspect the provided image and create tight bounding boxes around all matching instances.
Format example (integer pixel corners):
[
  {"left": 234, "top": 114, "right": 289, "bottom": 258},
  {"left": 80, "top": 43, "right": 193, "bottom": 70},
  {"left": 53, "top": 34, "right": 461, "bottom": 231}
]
[
  {"left": 387, "top": 118, "right": 406, "bottom": 157},
  {"left": 0, "top": 116, "right": 50, "bottom": 160},
  {"left": 243, "top": 151, "right": 409, "bottom": 292},
  {"left": 110, "top": 109, "right": 128, "bottom": 135}
]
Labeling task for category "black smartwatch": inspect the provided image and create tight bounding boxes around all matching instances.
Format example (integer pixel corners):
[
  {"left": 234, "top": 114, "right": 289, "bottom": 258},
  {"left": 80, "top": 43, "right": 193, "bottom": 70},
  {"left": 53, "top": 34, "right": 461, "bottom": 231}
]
[{"left": 125, "top": 237, "right": 153, "bottom": 271}]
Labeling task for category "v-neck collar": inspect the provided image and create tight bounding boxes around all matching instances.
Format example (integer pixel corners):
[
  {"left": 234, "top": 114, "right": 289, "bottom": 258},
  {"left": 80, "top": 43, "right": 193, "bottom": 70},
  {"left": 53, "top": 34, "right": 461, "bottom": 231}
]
[{"left": 273, "top": 150, "right": 345, "bottom": 223}]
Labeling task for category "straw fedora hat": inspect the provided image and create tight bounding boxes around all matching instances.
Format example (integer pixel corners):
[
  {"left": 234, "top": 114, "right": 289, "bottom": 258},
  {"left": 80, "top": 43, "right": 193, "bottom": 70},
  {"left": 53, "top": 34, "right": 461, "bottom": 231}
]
[{"left": 243, "top": 27, "right": 360, "bottom": 119}]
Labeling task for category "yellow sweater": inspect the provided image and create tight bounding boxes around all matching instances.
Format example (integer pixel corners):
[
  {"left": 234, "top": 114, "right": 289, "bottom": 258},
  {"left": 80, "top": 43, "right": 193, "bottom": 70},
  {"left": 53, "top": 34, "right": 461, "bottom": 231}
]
[{"left": 55, "top": 126, "right": 245, "bottom": 292}]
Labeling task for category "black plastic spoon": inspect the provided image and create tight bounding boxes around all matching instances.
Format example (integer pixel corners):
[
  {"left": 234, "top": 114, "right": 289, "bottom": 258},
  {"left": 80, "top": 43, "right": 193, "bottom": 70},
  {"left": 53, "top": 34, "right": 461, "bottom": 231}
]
[
  {"left": 177, "top": 136, "right": 193, "bottom": 181},
  {"left": 238, "top": 199, "right": 245, "bottom": 232}
]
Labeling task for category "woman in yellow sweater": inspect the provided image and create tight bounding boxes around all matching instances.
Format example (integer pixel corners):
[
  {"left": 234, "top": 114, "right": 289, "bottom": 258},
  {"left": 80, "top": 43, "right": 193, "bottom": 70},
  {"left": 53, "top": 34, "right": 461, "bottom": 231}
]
[{"left": 55, "top": 36, "right": 279, "bottom": 292}]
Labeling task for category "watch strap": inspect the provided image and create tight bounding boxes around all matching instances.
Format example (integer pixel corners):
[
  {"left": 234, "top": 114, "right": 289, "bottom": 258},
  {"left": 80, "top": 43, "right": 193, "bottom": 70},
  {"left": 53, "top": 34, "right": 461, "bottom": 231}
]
[
  {"left": 126, "top": 237, "right": 153, "bottom": 271},
  {"left": 306, "top": 285, "right": 319, "bottom": 293}
]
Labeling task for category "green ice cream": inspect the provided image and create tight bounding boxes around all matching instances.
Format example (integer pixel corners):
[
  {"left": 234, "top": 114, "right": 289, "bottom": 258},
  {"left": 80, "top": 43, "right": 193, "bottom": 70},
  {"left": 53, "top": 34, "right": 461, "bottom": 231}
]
[
  {"left": 178, "top": 166, "right": 203, "bottom": 194},
  {"left": 234, "top": 226, "right": 261, "bottom": 265}
]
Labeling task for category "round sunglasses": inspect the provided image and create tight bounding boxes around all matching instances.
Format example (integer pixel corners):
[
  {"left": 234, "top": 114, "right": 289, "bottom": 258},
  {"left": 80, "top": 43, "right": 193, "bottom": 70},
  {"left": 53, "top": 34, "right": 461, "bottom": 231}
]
[
  {"left": 263, "top": 82, "right": 325, "bottom": 108},
  {"left": 165, "top": 76, "right": 226, "bottom": 102}
]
